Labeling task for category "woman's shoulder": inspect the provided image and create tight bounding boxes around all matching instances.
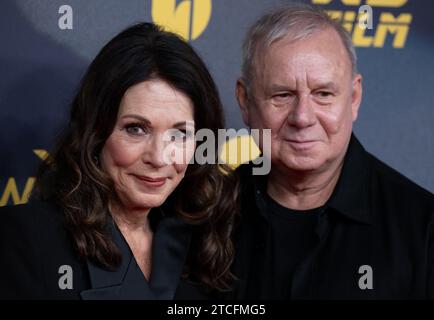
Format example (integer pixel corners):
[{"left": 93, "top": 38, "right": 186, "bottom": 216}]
[
  {"left": 0, "top": 199, "right": 62, "bottom": 217},
  {"left": 0, "top": 201, "right": 87, "bottom": 299},
  {"left": 175, "top": 279, "right": 223, "bottom": 300},
  {"left": 0, "top": 200, "right": 65, "bottom": 240}
]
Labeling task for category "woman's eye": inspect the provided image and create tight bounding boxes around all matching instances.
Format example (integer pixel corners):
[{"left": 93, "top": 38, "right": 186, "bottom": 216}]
[
  {"left": 171, "top": 130, "right": 186, "bottom": 141},
  {"left": 167, "top": 129, "right": 194, "bottom": 143},
  {"left": 125, "top": 124, "right": 148, "bottom": 135}
]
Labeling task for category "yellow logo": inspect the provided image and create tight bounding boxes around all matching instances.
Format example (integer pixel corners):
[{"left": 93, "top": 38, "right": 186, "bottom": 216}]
[
  {"left": 0, "top": 149, "right": 48, "bottom": 207},
  {"left": 220, "top": 135, "right": 261, "bottom": 170},
  {"left": 152, "top": 0, "right": 212, "bottom": 41},
  {"left": 312, "top": 0, "right": 412, "bottom": 48},
  {"left": 312, "top": 0, "right": 407, "bottom": 6}
]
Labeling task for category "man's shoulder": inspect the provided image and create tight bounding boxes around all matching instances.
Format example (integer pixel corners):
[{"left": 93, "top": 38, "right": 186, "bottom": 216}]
[
  {"left": 234, "top": 163, "right": 268, "bottom": 225},
  {"left": 235, "top": 163, "right": 262, "bottom": 198},
  {"left": 235, "top": 162, "right": 255, "bottom": 176},
  {"left": 235, "top": 162, "right": 262, "bottom": 183},
  {"left": 366, "top": 152, "right": 434, "bottom": 216},
  {"left": 368, "top": 153, "right": 433, "bottom": 199}
]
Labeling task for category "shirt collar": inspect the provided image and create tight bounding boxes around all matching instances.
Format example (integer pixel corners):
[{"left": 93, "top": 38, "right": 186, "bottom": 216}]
[
  {"left": 240, "top": 133, "right": 372, "bottom": 225},
  {"left": 326, "top": 134, "right": 372, "bottom": 225}
]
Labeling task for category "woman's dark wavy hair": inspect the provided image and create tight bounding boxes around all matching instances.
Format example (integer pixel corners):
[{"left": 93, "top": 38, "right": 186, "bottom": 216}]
[{"left": 36, "top": 22, "right": 239, "bottom": 291}]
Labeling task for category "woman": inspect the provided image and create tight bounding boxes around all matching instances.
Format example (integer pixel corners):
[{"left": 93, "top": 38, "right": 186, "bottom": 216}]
[{"left": 0, "top": 23, "right": 238, "bottom": 299}]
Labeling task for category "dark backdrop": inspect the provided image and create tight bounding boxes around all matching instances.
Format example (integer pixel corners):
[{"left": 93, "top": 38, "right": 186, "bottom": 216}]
[{"left": 1, "top": 0, "right": 433, "bottom": 206}]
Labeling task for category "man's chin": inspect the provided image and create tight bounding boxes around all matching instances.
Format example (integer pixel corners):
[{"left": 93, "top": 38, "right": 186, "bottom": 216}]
[
  {"left": 283, "top": 139, "right": 319, "bottom": 152},
  {"left": 278, "top": 157, "right": 324, "bottom": 173}
]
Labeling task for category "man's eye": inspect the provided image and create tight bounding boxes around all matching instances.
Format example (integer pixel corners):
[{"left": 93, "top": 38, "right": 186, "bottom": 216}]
[
  {"left": 273, "top": 92, "right": 293, "bottom": 99},
  {"left": 271, "top": 92, "right": 295, "bottom": 104},
  {"left": 316, "top": 91, "right": 333, "bottom": 98}
]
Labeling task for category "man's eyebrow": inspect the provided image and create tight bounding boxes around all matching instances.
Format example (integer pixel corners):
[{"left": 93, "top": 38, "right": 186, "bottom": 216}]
[
  {"left": 268, "top": 84, "right": 295, "bottom": 92},
  {"left": 314, "top": 81, "right": 339, "bottom": 91}
]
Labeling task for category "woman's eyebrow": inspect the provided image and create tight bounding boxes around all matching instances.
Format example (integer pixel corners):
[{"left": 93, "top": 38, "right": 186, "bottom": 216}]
[
  {"left": 172, "top": 121, "right": 195, "bottom": 128},
  {"left": 121, "top": 115, "right": 194, "bottom": 129},
  {"left": 120, "top": 114, "right": 152, "bottom": 125}
]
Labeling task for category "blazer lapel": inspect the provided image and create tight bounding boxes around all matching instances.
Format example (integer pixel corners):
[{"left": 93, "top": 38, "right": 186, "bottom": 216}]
[
  {"left": 80, "top": 214, "right": 192, "bottom": 300},
  {"left": 149, "top": 215, "right": 192, "bottom": 299},
  {"left": 80, "top": 217, "right": 155, "bottom": 300}
]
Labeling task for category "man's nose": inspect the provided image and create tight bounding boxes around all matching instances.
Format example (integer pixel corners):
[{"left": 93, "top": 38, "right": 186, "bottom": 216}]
[{"left": 286, "top": 94, "right": 316, "bottom": 129}]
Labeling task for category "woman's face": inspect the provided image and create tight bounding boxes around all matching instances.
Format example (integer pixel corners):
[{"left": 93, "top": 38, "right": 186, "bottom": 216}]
[{"left": 100, "top": 78, "right": 195, "bottom": 212}]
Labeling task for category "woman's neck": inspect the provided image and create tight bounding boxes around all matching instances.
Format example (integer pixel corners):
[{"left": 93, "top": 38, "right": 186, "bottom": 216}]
[
  {"left": 109, "top": 201, "right": 152, "bottom": 234},
  {"left": 109, "top": 201, "right": 154, "bottom": 280}
]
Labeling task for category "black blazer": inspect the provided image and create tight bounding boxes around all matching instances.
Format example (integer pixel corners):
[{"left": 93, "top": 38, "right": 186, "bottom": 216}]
[
  {"left": 230, "top": 135, "right": 434, "bottom": 299},
  {"left": 0, "top": 200, "right": 210, "bottom": 300}
]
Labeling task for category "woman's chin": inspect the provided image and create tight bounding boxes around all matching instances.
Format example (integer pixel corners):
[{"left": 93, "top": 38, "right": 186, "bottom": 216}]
[{"left": 131, "top": 194, "right": 167, "bottom": 210}]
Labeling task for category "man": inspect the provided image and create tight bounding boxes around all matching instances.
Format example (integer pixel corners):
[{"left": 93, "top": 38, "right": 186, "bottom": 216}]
[{"left": 231, "top": 4, "right": 434, "bottom": 299}]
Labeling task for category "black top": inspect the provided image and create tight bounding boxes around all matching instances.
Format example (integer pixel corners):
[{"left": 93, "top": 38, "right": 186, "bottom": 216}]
[
  {"left": 0, "top": 200, "right": 210, "bottom": 299},
  {"left": 258, "top": 193, "right": 320, "bottom": 299},
  {"left": 231, "top": 134, "right": 434, "bottom": 299}
]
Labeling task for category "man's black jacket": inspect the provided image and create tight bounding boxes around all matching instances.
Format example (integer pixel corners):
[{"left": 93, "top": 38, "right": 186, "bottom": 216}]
[{"left": 230, "top": 134, "right": 434, "bottom": 299}]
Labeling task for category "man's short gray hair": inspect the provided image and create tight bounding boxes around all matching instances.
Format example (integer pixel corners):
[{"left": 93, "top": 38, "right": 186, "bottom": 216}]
[{"left": 241, "top": 3, "right": 358, "bottom": 89}]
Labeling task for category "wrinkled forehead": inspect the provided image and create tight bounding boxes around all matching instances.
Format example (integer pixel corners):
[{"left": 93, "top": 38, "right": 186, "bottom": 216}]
[{"left": 253, "top": 28, "right": 353, "bottom": 85}]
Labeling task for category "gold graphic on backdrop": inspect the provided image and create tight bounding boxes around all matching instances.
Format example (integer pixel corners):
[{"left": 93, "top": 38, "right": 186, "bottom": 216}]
[
  {"left": 0, "top": 178, "right": 35, "bottom": 206},
  {"left": 219, "top": 135, "right": 261, "bottom": 170},
  {"left": 0, "top": 149, "right": 48, "bottom": 206},
  {"left": 312, "top": 0, "right": 412, "bottom": 48},
  {"left": 152, "top": 0, "right": 212, "bottom": 41},
  {"left": 33, "top": 149, "right": 49, "bottom": 161},
  {"left": 312, "top": 0, "right": 407, "bottom": 6}
]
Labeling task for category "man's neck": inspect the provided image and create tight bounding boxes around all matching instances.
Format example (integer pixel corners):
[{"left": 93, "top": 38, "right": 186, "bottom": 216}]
[{"left": 267, "top": 159, "right": 344, "bottom": 210}]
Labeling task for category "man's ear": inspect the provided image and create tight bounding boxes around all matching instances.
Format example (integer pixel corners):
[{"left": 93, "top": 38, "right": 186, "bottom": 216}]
[
  {"left": 236, "top": 78, "right": 250, "bottom": 126},
  {"left": 351, "top": 74, "right": 363, "bottom": 122}
]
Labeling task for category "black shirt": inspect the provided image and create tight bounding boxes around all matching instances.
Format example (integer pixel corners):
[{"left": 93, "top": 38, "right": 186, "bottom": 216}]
[
  {"left": 231, "top": 134, "right": 434, "bottom": 299},
  {"left": 260, "top": 193, "right": 320, "bottom": 299}
]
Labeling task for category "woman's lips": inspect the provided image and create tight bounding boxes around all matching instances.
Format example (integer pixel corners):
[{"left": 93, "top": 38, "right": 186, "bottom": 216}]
[{"left": 132, "top": 175, "right": 167, "bottom": 188}]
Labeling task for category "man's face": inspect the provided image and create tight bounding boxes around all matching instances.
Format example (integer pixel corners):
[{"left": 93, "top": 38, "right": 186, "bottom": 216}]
[{"left": 237, "top": 28, "right": 362, "bottom": 175}]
